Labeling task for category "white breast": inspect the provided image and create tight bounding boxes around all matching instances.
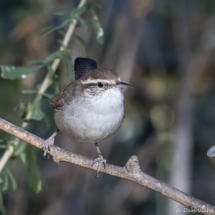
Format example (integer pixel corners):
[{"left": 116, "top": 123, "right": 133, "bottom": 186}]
[{"left": 54, "top": 87, "right": 124, "bottom": 143}]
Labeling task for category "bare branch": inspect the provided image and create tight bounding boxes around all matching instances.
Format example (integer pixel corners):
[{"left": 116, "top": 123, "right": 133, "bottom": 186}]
[
  {"left": 0, "top": 0, "right": 86, "bottom": 172},
  {"left": 0, "top": 117, "right": 215, "bottom": 215}
]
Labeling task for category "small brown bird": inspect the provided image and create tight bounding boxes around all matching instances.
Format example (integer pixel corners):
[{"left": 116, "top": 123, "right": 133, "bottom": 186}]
[{"left": 43, "top": 57, "right": 130, "bottom": 176}]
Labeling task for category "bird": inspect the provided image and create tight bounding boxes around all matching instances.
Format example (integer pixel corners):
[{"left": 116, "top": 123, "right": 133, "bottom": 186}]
[{"left": 42, "top": 57, "right": 130, "bottom": 177}]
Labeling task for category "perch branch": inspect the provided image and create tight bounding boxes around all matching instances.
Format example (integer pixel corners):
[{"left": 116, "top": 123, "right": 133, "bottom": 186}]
[
  {"left": 0, "top": 118, "right": 215, "bottom": 215},
  {"left": 0, "top": 0, "right": 86, "bottom": 172}
]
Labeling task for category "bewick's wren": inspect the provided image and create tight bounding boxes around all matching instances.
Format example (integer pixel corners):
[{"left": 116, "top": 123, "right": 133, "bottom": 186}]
[{"left": 43, "top": 57, "right": 130, "bottom": 176}]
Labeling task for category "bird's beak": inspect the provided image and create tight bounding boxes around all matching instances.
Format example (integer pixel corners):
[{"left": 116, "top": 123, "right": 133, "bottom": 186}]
[{"left": 117, "top": 81, "right": 131, "bottom": 87}]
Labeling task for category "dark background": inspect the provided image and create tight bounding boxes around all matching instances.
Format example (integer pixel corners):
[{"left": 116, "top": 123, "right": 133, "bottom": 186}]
[{"left": 1, "top": 0, "right": 215, "bottom": 214}]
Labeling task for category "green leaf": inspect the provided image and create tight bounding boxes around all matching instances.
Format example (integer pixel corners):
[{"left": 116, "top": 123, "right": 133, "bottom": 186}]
[
  {"left": 56, "top": 39, "right": 64, "bottom": 46},
  {"left": 20, "top": 152, "right": 26, "bottom": 165},
  {"left": 0, "top": 140, "right": 7, "bottom": 149},
  {"left": 41, "top": 26, "right": 53, "bottom": 33},
  {"left": 91, "top": 9, "right": 104, "bottom": 44},
  {"left": 54, "top": 81, "right": 60, "bottom": 94},
  {"left": 43, "top": 114, "right": 51, "bottom": 129},
  {"left": 27, "top": 97, "right": 44, "bottom": 121},
  {"left": 71, "top": 4, "right": 87, "bottom": 22},
  {"left": 1, "top": 65, "right": 43, "bottom": 80},
  {"left": 0, "top": 145, "right": 7, "bottom": 149},
  {"left": 5, "top": 168, "right": 17, "bottom": 190},
  {"left": 44, "top": 51, "right": 64, "bottom": 66},
  {"left": 65, "top": 52, "right": 74, "bottom": 82},
  {"left": 37, "top": 84, "right": 42, "bottom": 91},
  {"left": 14, "top": 141, "right": 27, "bottom": 156},
  {"left": 74, "top": 34, "right": 87, "bottom": 48},
  {"left": 0, "top": 192, "right": 6, "bottom": 215},
  {"left": 2, "top": 172, "right": 8, "bottom": 191},
  {"left": 42, "top": 20, "right": 69, "bottom": 38},
  {"left": 28, "top": 59, "right": 44, "bottom": 65},
  {"left": 79, "top": 17, "right": 89, "bottom": 31},
  {"left": 42, "top": 93, "right": 53, "bottom": 99},
  {"left": 22, "top": 90, "right": 37, "bottom": 94},
  {"left": 47, "top": 65, "right": 55, "bottom": 77},
  {"left": 31, "top": 98, "right": 45, "bottom": 121},
  {"left": 0, "top": 178, "right": 3, "bottom": 184},
  {"left": 26, "top": 146, "right": 42, "bottom": 193},
  {"left": 77, "top": 4, "right": 88, "bottom": 16}
]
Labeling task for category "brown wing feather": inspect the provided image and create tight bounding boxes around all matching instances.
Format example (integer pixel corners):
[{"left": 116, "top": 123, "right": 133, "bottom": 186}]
[{"left": 50, "top": 82, "right": 76, "bottom": 110}]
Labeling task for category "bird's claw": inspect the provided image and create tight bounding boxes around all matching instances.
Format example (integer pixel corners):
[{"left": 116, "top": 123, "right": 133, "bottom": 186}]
[
  {"left": 93, "top": 156, "right": 106, "bottom": 177},
  {"left": 42, "top": 137, "right": 54, "bottom": 158}
]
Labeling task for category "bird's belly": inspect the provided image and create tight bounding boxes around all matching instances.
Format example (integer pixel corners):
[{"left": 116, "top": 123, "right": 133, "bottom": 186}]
[{"left": 54, "top": 97, "right": 124, "bottom": 143}]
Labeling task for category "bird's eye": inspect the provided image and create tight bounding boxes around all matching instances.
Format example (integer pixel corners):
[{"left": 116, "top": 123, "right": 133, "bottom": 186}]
[{"left": 98, "top": 82, "right": 103, "bottom": 88}]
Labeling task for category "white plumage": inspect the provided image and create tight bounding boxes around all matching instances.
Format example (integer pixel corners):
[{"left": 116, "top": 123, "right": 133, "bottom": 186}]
[{"left": 54, "top": 86, "right": 124, "bottom": 144}]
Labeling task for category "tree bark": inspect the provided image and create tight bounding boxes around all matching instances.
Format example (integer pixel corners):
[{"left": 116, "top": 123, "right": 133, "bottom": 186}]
[{"left": 0, "top": 117, "right": 215, "bottom": 215}]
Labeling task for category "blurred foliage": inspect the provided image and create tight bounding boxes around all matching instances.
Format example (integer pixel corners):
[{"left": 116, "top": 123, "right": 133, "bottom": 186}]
[
  {"left": 1, "top": 0, "right": 215, "bottom": 215},
  {"left": 0, "top": 0, "right": 104, "bottom": 213}
]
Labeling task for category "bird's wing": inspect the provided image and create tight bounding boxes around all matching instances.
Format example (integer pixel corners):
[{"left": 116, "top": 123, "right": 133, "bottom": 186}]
[
  {"left": 50, "top": 57, "right": 97, "bottom": 110},
  {"left": 50, "top": 82, "right": 75, "bottom": 110}
]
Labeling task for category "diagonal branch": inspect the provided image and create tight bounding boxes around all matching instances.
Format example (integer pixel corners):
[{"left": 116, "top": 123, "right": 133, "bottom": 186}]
[
  {"left": 0, "top": 117, "right": 215, "bottom": 215},
  {"left": 0, "top": 0, "right": 86, "bottom": 172}
]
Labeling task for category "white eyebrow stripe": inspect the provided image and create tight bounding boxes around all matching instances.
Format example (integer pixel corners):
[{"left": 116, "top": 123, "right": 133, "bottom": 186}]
[{"left": 81, "top": 79, "right": 118, "bottom": 85}]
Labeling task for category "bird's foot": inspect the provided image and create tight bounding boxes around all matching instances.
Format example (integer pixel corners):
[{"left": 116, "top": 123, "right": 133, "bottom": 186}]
[
  {"left": 42, "top": 130, "right": 59, "bottom": 157},
  {"left": 42, "top": 136, "right": 54, "bottom": 158},
  {"left": 93, "top": 155, "right": 106, "bottom": 177}
]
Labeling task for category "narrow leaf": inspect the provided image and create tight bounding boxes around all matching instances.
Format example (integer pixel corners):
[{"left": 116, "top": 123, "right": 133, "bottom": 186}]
[
  {"left": 79, "top": 17, "right": 89, "bottom": 31},
  {"left": 54, "top": 81, "right": 60, "bottom": 94},
  {"left": 43, "top": 114, "right": 51, "bottom": 129},
  {"left": 71, "top": 4, "right": 87, "bottom": 21},
  {"left": 42, "top": 20, "right": 69, "bottom": 38},
  {"left": 56, "top": 39, "right": 64, "bottom": 47},
  {"left": 1, "top": 65, "right": 43, "bottom": 80},
  {"left": 91, "top": 9, "right": 104, "bottom": 44},
  {"left": 41, "top": 26, "right": 53, "bottom": 33},
  {"left": 74, "top": 34, "right": 87, "bottom": 48},
  {"left": 28, "top": 60, "right": 44, "bottom": 65},
  {"left": 37, "top": 84, "right": 42, "bottom": 91},
  {"left": 2, "top": 172, "right": 8, "bottom": 191},
  {"left": 44, "top": 51, "right": 64, "bottom": 65},
  {"left": 31, "top": 98, "right": 45, "bottom": 121},
  {"left": 20, "top": 152, "right": 26, "bottom": 165},
  {"left": 5, "top": 168, "right": 17, "bottom": 190},
  {"left": 76, "top": 4, "right": 87, "bottom": 17},
  {"left": 0, "top": 145, "right": 7, "bottom": 149},
  {"left": 42, "top": 93, "right": 53, "bottom": 99},
  {"left": 65, "top": 52, "right": 74, "bottom": 82},
  {"left": 27, "top": 98, "right": 44, "bottom": 121},
  {"left": 26, "top": 146, "right": 42, "bottom": 193},
  {"left": 22, "top": 90, "right": 37, "bottom": 94},
  {"left": 14, "top": 140, "right": 27, "bottom": 156}
]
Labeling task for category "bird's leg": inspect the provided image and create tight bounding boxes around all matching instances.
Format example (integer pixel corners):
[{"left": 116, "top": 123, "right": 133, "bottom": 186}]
[
  {"left": 93, "top": 142, "right": 106, "bottom": 177},
  {"left": 42, "top": 129, "right": 59, "bottom": 157}
]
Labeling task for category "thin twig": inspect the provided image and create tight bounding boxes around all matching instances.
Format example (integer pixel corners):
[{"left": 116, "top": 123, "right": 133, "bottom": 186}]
[
  {"left": 0, "top": 117, "right": 214, "bottom": 215},
  {"left": 0, "top": 0, "right": 86, "bottom": 172},
  {"left": 0, "top": 145, "right": 14, "bottom": 172}
]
